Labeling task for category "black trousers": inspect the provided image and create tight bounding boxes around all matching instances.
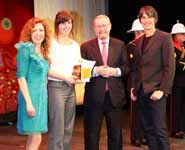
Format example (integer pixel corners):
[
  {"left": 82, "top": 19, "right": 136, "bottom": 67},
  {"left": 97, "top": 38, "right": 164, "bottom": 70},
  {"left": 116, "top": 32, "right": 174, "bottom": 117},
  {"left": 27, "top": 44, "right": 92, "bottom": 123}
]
[
  {"left": 130, "top": 100, "right": 144, "bottom": 141},
  {"left": 171, "top": 86, "right": 185, "bottom": 134},
  {"left": 84, "top": 91, "right": 123, "bottom": 150},
  {"left": 137, "top": 87, "right": 170, "bottom": 150}
]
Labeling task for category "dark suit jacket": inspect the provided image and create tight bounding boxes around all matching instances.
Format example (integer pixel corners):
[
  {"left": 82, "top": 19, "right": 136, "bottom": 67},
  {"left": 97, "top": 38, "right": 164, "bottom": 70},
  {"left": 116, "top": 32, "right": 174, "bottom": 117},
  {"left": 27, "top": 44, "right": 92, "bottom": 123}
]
[
  {"left": 131, "top": 29, "right": 175, "bottom": 95},
  {"left": 80, "top": 37, "right": 129, "bottom": 109}
]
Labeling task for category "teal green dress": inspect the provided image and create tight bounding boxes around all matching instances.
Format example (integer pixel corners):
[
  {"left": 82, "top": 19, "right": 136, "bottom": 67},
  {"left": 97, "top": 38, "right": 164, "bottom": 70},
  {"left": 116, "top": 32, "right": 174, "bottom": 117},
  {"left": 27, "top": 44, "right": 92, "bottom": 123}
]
[{"left": 15, "top": 42, "right": 49, "bottom": 135}]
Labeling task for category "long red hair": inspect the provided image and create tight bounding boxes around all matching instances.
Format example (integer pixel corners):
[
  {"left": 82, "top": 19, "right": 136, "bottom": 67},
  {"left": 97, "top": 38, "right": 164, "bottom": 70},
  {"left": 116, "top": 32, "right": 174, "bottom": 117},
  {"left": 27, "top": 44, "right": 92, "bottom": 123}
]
[{"left": 20, "top": 17, "right": 51, "bottom": 63}]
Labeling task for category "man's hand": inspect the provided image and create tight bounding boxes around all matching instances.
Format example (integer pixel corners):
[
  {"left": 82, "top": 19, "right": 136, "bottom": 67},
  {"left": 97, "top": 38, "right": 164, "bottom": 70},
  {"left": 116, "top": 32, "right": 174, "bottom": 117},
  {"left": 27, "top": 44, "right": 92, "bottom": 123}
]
[
  {"left": 95, "top": 66, "right": 118, "bottom": 78},
  {"left": 95, "top": 66, "right": 110, "bottom": 77},
  {"left": 106, "top": 67, "right": 118, "bottom": 76},
  {"left": 150, "top": 90, "right": 164, "bottom": 101},
  {"left": 130, "top": 88, "right": 137, "bottom": 101}
]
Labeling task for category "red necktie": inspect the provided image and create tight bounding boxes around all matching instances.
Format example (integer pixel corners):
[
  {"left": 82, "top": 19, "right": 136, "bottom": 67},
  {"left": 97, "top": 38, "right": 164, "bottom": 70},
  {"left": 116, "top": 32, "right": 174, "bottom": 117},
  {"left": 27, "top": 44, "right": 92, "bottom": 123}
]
[
  {"left": 101, "top": 41, "right": 109, "bottom": 91},
  {"left": 101, "top": 41, "right": 107, "bottom": 66}
]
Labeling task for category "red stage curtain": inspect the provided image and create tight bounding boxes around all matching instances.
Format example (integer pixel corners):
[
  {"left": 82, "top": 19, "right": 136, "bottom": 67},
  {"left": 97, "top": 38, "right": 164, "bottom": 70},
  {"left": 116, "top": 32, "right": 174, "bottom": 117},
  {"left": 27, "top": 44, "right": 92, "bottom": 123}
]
[{"left": 0, "top": 0, "right": 34, "bottom": 114}]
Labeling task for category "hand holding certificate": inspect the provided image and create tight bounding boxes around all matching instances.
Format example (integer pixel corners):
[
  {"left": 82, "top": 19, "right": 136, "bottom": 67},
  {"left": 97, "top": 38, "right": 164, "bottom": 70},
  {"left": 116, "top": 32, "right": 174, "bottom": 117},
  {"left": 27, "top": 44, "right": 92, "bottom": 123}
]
[
  {"left": 80, "top": 58, "right": 96, "bottom": 82},
  {"left": 72, "top": 64, "right": 81, "bottom": 79},
  {"left": 72, "top": 58, "right": 96, "bottom": 82}
]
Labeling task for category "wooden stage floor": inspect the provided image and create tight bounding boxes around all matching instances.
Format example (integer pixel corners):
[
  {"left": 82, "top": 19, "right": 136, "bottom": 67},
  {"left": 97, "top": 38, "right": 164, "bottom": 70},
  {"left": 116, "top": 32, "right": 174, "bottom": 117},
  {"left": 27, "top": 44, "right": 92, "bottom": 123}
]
[{"left": 0, "top": 107, "right": 185, "bottom": 150}]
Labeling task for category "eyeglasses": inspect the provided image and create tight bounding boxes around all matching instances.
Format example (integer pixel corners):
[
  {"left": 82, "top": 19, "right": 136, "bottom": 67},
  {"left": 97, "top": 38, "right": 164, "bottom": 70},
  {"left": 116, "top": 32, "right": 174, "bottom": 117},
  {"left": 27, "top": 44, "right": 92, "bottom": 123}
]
[{"left": 94, "top": 24, "right": 109, "bottom": 28}]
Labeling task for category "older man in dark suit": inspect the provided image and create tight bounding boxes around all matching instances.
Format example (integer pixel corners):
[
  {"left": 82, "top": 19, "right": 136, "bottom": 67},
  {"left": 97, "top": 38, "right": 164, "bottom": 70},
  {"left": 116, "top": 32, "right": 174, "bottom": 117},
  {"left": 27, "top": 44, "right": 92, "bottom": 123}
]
[
  {"left": 130, "top": 5, "right": 175, "bottom": 150},
  {"left": 80, "top": 15, "right": 129, "bottom": 150}
]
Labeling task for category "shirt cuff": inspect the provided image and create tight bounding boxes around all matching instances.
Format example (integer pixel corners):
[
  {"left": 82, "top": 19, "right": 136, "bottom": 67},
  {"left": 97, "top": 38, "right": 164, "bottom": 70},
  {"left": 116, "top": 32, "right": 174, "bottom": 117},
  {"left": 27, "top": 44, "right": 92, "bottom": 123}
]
[
  {"left": 92, "top": 67, "right": 99, "bottom": 77},
  {"left": 115, "top": 68, "right": 121, "bottom": 77}
]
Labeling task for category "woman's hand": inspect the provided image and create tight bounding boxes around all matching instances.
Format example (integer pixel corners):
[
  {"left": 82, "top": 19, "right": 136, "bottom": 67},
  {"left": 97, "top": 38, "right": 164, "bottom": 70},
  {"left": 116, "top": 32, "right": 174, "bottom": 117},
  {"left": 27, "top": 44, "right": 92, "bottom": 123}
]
[
  {"left": 26, "top": 103, "right": 35, "bottom": 117},
  {"left": 64, "top": 75, "right": 78, "bottom": 85},
  {"left": 75, "top": 79, "right": 84, "bottom": 84}
]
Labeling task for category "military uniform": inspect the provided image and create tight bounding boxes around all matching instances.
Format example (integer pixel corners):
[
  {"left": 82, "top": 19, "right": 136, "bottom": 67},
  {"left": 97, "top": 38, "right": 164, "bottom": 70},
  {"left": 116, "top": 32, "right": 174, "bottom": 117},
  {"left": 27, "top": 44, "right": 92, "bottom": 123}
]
[
  {"left": 126, "top": 40, "right": 144, "bottom": 145},
  {"left": 171, "top": 47, "right": 185, "bottom": 138}
]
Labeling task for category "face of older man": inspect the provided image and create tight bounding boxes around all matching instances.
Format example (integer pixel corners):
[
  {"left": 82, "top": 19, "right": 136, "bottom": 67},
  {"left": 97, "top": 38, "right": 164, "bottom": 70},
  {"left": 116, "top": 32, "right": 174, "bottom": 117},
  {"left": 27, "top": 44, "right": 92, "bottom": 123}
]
[{"left": 93, "top": 15, "right": 111, "bottom": 40}]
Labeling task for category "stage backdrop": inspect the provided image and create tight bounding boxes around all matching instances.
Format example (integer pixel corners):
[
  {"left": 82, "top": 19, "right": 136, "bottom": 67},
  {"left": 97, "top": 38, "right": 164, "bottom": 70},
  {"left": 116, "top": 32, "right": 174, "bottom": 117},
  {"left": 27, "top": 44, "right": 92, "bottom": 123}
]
[
  {"left": 0, "top": 0, "right": 34, "bottom": 114},
  {"left": 0, "top": 0, "right": 107, "bottom": 112}
]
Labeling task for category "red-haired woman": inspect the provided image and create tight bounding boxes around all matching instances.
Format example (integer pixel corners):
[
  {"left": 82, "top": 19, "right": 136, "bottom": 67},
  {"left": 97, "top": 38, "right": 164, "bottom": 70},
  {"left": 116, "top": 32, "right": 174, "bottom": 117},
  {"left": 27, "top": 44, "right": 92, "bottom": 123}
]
[{"left": 15, "top": 17, "right": 51, "bottom": 150}]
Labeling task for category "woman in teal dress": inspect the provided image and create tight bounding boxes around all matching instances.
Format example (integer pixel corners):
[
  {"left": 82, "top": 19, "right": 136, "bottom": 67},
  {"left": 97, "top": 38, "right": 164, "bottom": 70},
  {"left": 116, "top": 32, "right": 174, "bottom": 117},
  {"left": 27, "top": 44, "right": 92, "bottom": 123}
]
[{"left": 15, "top": 17, "right": 51, "bottom": 150}]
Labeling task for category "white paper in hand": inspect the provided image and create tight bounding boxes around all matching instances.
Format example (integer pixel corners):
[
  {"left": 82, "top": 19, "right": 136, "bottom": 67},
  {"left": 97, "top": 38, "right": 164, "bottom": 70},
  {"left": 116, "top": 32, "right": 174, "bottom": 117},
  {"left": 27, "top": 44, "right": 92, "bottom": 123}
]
[{"left": 79, "top": 58, "right": 96, "bottom": 82}]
